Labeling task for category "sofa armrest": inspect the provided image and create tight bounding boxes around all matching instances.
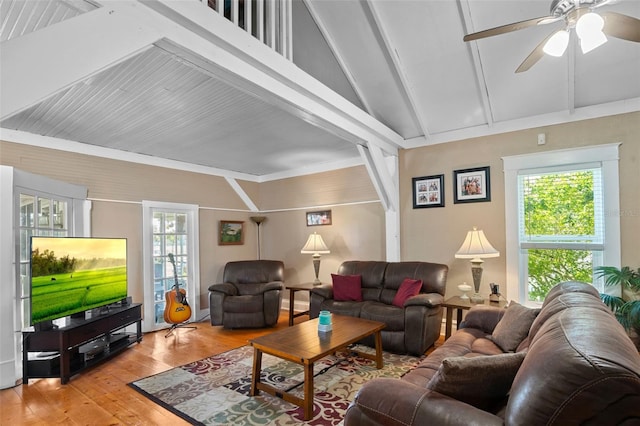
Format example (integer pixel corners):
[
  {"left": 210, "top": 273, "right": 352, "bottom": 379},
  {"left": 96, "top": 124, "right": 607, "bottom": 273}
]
[
  {"left": 460, "top": 305, "right": 505, "bottom": 334},
  {"left": 207, "top": 282, "right": 238, "bottom": 296},
  {"left": 259, "top": 281, "right": 283, "bottom": 293},
  {"left": 404, "top": 293, "right": 444, "bottom": 308},
  {"left": 310, "top": 283, "right": 333, "bottom": 299},
  {"left": 345, "top": 378, "right": 502, "bottom": 426}
]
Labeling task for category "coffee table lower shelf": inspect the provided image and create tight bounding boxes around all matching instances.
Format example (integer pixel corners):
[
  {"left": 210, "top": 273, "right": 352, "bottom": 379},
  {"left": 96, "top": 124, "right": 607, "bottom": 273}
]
[{"left": 249, "top": 315, "right": 385, "bottom": 420}]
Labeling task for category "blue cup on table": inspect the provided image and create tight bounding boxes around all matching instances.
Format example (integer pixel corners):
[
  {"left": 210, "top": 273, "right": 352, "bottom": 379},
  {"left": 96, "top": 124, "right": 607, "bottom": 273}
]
[{"left": 318, "top": 310, "right": 332, "bottom": 332}]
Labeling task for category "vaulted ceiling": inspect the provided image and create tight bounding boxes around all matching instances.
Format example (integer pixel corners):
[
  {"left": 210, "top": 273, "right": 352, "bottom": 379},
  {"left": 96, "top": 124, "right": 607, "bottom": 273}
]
[{"left": 1, "top": 0, "right": 639, "bottom": 182}]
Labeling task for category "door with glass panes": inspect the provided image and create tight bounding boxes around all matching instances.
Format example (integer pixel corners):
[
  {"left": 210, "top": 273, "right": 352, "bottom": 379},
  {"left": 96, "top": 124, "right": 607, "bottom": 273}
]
[{"left": 143, "top": 202, "right": 199, "bottom": 331}]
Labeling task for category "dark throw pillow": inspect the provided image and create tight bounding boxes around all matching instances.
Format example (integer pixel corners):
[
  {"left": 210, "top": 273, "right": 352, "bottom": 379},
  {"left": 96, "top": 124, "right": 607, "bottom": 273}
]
[
  {"left": 489, "top": 301, "right": 538, "bottom": 352},
  {"left": 332, "top": 274, "right": 363, "bottom": 301},
  {"left": 392, "top": 278, "right": 423, "bottom": 307},
  {"left": 426, "top": 352, "right": 526, "bottom": 410}
]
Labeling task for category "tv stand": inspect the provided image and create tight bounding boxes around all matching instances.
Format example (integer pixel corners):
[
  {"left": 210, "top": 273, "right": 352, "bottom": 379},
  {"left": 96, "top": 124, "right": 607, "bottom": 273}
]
[{"left": 23, "top": 303, "right": 142, "bottom": 384}]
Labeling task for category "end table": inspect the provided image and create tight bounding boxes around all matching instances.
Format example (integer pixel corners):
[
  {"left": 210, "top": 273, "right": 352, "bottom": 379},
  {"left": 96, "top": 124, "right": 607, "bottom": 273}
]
[
  {"left": 285, "top": 282, "right": 318, "bottom": 326},
  {"left": 443, "top": 296, "right": 508, "bottom": 340}
]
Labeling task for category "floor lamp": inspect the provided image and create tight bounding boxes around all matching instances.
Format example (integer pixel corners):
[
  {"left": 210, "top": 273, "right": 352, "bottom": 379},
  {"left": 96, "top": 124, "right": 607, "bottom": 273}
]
[
  {"left": 455, "top": 227, "right": 499, "bottom": 303},
  {"left": 301, "top": 232, "right": 330, "bottom": 285},
  {"left": 250, "top": 216, "right": 266, "bottom": 260}
]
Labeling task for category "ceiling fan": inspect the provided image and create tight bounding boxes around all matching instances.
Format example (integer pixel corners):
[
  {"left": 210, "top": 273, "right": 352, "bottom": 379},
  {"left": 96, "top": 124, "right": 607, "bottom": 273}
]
[{"left": 463, "top": 0, "right": 640, "bottom": 73}]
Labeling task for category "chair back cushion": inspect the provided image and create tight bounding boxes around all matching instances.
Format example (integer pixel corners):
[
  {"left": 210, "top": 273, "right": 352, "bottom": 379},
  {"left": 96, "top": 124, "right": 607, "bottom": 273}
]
[
  {"left": 336, "top": 261, "right": 387, "bottom": 301},
  {"left": 223, "top": 260, "right": 284, "bottom": 285},
  {"left": 381, "top": 262, "right": 448, "bottom": 304}
]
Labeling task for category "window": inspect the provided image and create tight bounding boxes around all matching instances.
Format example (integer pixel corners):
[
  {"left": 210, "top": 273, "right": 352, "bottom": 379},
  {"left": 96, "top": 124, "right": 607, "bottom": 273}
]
[
  {"left": 142, "top": 201, "right": 200, "bottom": 332},
  {"left": 503, "top": 144, "right": 621, "bottom": 305}
]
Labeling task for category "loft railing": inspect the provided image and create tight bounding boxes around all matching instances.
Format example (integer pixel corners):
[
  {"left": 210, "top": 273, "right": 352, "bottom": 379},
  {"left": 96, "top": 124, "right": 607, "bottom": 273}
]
[{"left": 204, "top": 0, "right": 292, "bottom": 60}]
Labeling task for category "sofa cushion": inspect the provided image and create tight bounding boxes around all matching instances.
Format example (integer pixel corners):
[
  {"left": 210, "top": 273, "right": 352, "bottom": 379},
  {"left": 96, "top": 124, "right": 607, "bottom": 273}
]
[
  {"left": 426, "top": 351, "right": 526, "bottom": 410},
  {"left": 489, "top": 301, "right": 538, "bottom": 352},
  {"left": 392, "top": 278, "right": 423, "bottom": 307},
  {"left": 332, "top": 274, "right": 363, "bottom": 301},
  {"left": 360, "top": 302, "right": 405, "bottom": 331}
]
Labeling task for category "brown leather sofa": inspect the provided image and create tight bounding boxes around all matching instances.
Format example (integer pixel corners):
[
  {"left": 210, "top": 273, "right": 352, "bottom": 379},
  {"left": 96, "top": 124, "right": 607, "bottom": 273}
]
[
  {"left": 208, "top": 260, "right": 284, "bottom": 328},
  {"left": 309, "top": 260, "right": 449, "bottom": 356},
  {"left": 344, "top": 281, "right": 640, "bottom": 425}
]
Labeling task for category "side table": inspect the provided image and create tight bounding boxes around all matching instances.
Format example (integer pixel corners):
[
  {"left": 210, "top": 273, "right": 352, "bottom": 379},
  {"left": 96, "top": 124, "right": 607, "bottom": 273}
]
[
  {"left": 442, "top": 296, "right": 508, "bottom": 340},
  {"left": 285, "top": 282, "right": 318, "bottom": 326}
]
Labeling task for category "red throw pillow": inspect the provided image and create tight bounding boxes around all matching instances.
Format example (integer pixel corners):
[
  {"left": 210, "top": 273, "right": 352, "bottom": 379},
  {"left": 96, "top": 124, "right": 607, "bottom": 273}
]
[
  {"left": 332, "top": 274, "right": 363, "bottom": 301},
  {"left": 392, "top": 278, "right": 423, "bottom": 307}
]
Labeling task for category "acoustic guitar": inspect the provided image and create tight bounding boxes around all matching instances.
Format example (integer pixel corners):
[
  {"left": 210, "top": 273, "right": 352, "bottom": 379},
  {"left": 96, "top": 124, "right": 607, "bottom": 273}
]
[{"left": 163, "top": 253, "right": 192, "bottom": 324}]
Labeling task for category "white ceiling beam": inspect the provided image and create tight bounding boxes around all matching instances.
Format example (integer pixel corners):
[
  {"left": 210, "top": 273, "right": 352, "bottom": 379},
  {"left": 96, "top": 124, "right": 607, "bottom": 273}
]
[
  {"left": 224, "top": 177, "right": 259, "bottom": 211},
  {"left": 302, "top": 0, "right": 374, "bottom": 115},
  {"left": 403, "top": 97, "right": 640, "bottom": 149},
  {"left": 363, "top": 0, "right": 429, "bottom": 139},
  {"left": 0, "top": 3, "right": 162, "bottom": 119},
  {"left": 357, "top": 145, "right": 390, "bottom": 212},
  {"left": 458, "top": 0, "right": 494, "bottom": 127}
]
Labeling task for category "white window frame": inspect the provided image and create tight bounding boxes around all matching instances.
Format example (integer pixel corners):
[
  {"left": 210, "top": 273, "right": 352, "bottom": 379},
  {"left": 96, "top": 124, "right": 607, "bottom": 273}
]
[
  {"left": 503, "top": 143, "right": 621, "bottom": 305},
  {"left": 141, "top": 200, "right": 200, "bottom": 332}
]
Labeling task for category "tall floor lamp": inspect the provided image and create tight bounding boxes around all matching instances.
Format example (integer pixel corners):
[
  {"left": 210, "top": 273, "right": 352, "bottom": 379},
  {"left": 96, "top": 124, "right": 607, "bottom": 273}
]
[
  {"left": 250, "top": 216, "right": 266, "bottom": 260},
  {"left": 301, "top": 232, "right": 330, "bottom": 285},
  {"left": 455, "top": 227, "right": 499, "bottom": 303}
]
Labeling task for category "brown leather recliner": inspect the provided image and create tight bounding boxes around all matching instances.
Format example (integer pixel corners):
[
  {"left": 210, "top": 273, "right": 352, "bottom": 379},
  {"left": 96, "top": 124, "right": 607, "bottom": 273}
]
[{"left": 208, "top": 260, "right": 284, "bottom": 328}]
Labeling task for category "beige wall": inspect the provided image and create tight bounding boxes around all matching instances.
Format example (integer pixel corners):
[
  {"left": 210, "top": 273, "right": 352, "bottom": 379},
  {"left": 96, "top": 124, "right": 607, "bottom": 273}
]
[{"left": 400, "top": 111, "right": 640, "bottom": 300}]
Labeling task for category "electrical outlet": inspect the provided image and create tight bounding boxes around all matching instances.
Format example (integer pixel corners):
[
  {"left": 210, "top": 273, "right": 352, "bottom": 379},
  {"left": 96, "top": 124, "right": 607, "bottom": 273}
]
[{"left": 537, "top": 133, "right": 546, "bottom": 145}]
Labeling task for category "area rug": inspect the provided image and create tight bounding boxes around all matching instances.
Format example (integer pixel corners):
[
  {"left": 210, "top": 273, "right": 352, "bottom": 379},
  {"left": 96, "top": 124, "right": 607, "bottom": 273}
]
[{"left": 129, "top": 344, "right": 424, "bottom": 425}]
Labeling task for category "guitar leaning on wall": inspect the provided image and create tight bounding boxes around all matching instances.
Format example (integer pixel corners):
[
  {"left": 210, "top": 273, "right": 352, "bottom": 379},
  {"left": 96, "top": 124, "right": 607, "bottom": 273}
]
[{"left": 163, "top": 253, "right": 192, "bottom": 324}]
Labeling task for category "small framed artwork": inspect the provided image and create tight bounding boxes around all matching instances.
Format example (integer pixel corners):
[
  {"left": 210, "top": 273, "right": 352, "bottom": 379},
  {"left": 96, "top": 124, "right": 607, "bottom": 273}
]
[
  {"left": 306, "top": 210, "right": 332, "bottom": 226},
  {"left": 412, "top": 175, "right": 445, "bottom": 208},
  {"left": 219, "top": 220, "right": 244, "bottom": 245},
  {"left": 453, "top": 166, "right": 491, "bottom": 204}
]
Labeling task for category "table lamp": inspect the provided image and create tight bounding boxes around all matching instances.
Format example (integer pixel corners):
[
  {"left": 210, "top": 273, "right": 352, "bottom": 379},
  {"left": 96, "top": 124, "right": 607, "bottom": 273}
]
[
  {"left": 455, "top": 227, "right": 499, "bottom": 303},
  {"left": 301, "top": 232, "right": 330, "bottom": 285}
]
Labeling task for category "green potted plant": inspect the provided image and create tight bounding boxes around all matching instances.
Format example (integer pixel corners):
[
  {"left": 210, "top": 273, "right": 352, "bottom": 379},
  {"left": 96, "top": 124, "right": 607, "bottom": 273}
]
[{"left": 595, "top": 266, "right": 640, "bottom": 348}]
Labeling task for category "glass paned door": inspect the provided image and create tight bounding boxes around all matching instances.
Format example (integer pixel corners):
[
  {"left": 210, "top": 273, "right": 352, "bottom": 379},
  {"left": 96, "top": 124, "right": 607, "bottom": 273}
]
[
  {"left": 152, "top": 211, "right": 190, "bottom": 325},
  {"left": 143, "top": 201, "right": 199, "bottom": 332}
]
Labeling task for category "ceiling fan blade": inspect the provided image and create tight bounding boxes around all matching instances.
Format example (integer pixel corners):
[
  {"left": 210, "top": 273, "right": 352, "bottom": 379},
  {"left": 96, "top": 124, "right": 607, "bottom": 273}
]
[
  {"left": 601, "top": 11, "right": 640, "bottom": 42},
  {"left": 464, "top": 15, "right": 559, "bottom": 42},
  {"left": 515, "top": 30, "right": 558, "bottom": 73}
]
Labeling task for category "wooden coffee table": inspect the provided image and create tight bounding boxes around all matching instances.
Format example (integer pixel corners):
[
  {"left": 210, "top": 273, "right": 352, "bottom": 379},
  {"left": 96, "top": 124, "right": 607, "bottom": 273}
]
[{"left": 249, "top": 314, "right": 385, "bottom": 420}]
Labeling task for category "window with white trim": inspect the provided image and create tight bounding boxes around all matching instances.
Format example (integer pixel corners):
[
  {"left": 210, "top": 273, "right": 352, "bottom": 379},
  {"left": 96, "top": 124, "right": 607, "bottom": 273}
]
[{"left": 503, "top": 144, "right": 621, "bottom": 305}]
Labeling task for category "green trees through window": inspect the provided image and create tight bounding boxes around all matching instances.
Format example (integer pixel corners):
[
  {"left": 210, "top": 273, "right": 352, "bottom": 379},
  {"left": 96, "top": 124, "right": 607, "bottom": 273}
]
[{"left": 521, "top": 170, "right": 600, "bottom": 301}]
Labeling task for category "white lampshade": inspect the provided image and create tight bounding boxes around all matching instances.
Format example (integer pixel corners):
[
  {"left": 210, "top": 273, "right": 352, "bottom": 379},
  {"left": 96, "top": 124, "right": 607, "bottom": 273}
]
[
  {"left": 455, "top": 227, "right": 500, "bottom": 260},
  {"left": 543, "top": 30, "right": 570, "bottom": 57},
  {"left": 576, "top": 12, "right": 607, "bottom": 54},
  {"left": 301, "top": 232, "right": 330, "bottom": 255}
]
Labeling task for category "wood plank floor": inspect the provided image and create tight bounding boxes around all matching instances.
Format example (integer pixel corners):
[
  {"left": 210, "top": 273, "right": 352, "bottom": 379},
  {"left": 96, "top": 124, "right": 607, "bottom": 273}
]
[{"left": 1, "top": 312, "right": 442, "bottom": 425}]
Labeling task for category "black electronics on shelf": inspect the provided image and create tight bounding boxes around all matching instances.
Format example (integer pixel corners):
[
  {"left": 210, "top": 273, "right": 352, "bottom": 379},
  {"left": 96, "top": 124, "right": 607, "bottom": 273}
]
[{"left": 22, "top": 303, "right": 142, "bottom": 384}]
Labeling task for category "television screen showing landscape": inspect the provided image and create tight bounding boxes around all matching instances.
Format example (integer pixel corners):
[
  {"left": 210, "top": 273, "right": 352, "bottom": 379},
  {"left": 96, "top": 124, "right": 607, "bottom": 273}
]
[{"left": 30, "top": 237, "right": 127, "bottom": 324}]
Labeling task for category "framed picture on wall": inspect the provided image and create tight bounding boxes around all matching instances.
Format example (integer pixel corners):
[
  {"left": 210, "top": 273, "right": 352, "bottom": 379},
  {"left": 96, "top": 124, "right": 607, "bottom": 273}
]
[
  {"left": 453, "top": 166, "right": 491, "bottom": 204},
  {"left": 412, "top": 174, "right": 445, "bottom": 208},
  {"left": 306, "top": 210, "right": 332, "bottom": 226},
  {"left": 219, "top": 220, "right": 244, "bottom": 245}
]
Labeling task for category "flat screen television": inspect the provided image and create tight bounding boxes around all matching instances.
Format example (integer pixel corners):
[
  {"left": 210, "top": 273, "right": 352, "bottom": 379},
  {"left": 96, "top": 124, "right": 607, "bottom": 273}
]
[{"left": 30, "top": 237, "right": 128, "bottom": 326}]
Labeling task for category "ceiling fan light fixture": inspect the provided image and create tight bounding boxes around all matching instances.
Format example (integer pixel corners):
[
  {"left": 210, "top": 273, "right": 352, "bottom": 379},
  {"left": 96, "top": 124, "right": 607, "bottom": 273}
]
[
  {"left": 576, "top": 12, "right": 608, "bottom": 53},
  {"left": 543, "top": 30, "right": 570, "bottom": 56}
]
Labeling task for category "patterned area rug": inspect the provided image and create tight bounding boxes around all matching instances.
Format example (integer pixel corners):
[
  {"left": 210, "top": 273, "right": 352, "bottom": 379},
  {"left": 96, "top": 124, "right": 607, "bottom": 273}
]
[{"left": 129, "top": 344, "right": 424, "bottom": 425}]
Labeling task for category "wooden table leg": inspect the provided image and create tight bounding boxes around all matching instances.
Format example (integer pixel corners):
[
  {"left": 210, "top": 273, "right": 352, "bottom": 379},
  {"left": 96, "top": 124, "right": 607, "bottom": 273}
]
[
  {"left": 303, "top": 361, "right": 314, "bottom": 420},
  {"left": 250, "top": 347, "right": 262, "bottom": 396},
  {"left": 445, "top": 307, "right": 454, "bottom": 340},
  {"left": 456, "top": 309, "right": 463, "bottom": 330},
  {"left": 374, "top": 330, "right": 383, "bottom": 369},
  {"left": 288, "top": 289, "right": 295, "bottom": 326}
]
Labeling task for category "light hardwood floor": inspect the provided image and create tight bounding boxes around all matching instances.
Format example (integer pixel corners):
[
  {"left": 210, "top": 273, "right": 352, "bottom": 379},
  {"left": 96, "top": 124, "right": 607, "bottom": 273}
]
[{"left": 1, "top": 312, "right": 442, "bottom": 425}]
